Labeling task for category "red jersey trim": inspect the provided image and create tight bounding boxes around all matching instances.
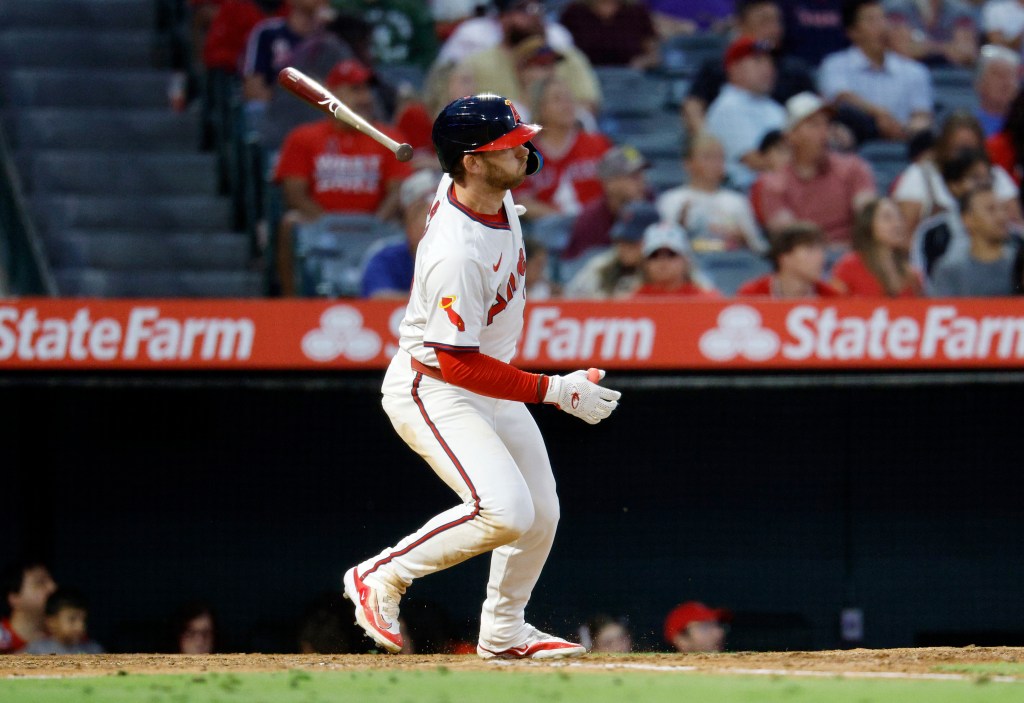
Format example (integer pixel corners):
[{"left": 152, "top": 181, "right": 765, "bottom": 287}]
[
  {"left": 424, "top": 342, "right": 480, "bottom": 352},
  {"left": 447, "top": 186, "right": 511, "bottom": 230}
]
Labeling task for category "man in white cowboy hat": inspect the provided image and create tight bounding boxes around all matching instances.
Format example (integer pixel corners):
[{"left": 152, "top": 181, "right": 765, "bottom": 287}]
[{"left": 754, "top": 91, "right": 877, "bottom": 250}]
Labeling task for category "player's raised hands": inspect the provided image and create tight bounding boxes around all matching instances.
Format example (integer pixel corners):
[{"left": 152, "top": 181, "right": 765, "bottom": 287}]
[{"left": 543, "top": 369, "right": 622, "bottom": 425}]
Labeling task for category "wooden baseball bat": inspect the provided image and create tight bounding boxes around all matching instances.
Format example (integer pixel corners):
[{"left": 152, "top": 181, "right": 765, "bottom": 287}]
[{"left": 277, "top": 66, "right": 414, "bottom": 162}]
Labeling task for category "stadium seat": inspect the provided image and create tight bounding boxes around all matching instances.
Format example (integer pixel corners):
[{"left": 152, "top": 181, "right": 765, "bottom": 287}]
[
  {"left": 294, "top": 215, "right": 402, "bottom": 297},
  {"left": 645, "top": 157, "right": 687, "bottom": 194},
  {"left": 659, "top": 33, "right": 730, "bottom": 78},
  {"left": 595, "top": 67, "right": 668, "bottom": 116},
  {"left": 858, "top": 141, "right": 909, "bottom": 195},
  {"left": 527, "top": 213, "right": 576, "bottom": 254},
  {"left": 693, "top": 249, "right": 773, "bottom": 296},
  {"left": 556, "top": 245, "right": 609, "bottom": 287}
]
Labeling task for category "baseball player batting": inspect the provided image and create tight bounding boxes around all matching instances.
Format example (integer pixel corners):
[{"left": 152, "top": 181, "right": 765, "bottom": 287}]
[{"left": 342, "top": 94, "right": 622, "bottom": 659}]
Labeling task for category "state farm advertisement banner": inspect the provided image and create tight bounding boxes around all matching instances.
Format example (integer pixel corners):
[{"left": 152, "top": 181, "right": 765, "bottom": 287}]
[{"left": 1, "top": 298, "right": 1024, "bottom": 370}]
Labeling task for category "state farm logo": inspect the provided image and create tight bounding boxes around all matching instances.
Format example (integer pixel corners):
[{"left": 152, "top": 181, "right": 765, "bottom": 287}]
[
  {"left": 302, "top": 305, "right": 382, "bottom": 362},
  {"left": 699, "top": 305, "right": 780, "bottom": 361}
]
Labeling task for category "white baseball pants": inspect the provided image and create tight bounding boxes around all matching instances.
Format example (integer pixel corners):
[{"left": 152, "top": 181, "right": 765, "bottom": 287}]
[{"left": 355, "top": 350, "right": 560, "bottom": 649}]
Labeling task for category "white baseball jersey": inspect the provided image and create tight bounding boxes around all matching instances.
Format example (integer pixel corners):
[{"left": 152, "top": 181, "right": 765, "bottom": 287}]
[{"left": 399, "top": 173, "right": 527, "bottom": 367}]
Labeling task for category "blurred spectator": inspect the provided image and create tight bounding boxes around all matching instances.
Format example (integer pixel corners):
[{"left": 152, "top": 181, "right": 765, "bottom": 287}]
[
  {"left": 663, "top": 601, "right": 730, "bottom": 653},
  {"left": 830, "top": 197, "right": 924, "bottom": 295},
  {"left": 242, "top": 0, "right": 332, "bottom": 107},
  {"left": 894, "top": 112, "right": 1021, "bottom": 234},
  {"left": 755, "top": 92, "right": 876, "bottom": 248},
  {"left": 780, "top": 0, "right": 848, "bottom": 66},
  {"left": 259, "top": 25, "right": 360, "bottom": 151},
  {"left": 975, "top": 45, "right": 1022, "bottom": 139},
  {"left": 683, "top": 0, "right": 815, "bottom": 134},
  {"left": 391, "top": 61, "right": 479, "bottom": 156},
  {"left": 298, "top": 592, "right": 359, "bottom": 653},
  {"left": 930, "top": 184, "right": 1018, "bottom": 295},
  {"left": 579, "top": 614, "right": 632, "bottom": 653},
  {"left": 647, "top": 0, "right": 735, "bottom": 38},
  {"left": 705, "top": 36, "right": 787, "bottom": 190},
  {"left": 202, "top": 0, "right": 286, "bottom": 76},
  {"left": 431, "top": 1, "right": 485, "bottom": 40},
  {"left": 1, "top": 560, "right": 57, "bottom": 654},
  {"left": 523, "top": 238, "right": 560, "bottom": 299},
  {"left": 23, "top": 589, "right": 103, "bottom": 655},
  {"left": 737, "top": 221, "right": 841, "bottom": 296},
  {"left": 564, "top": 200, "right": 658, "bottom": 298},
  {"left": 456, "top": 0, "right": 602, "bottom": 115},
  {"left": 656, "top": 132, "right": 766, "bottom": 252},
  {"left": 558, "top": 0, "right": 660, "bottom": 69},
  {"left": 987, "top": 89, "right": 1024, "bottom": 185},
  {"left": 172, "top": 602, "right": 218, "bottom": 654},
  {"left": 909, "top": 147, "right": 996, "bottom": 276},
  {"left": 513, "top": 76, "right": 611, "bottom": 220},
  {"left": 982, "top": 0, "right": 1024, "bottom": 52},
  {"left": 884, "top": 0, "right": 978, "bottom": 67},
  {"left": 748, "top": 128, "right": 789, "bottom": 224},
  {"left": 561, "top": 145, "right": 650, "bottom": 259},
  {"left": 436, "top": 0, "right": 577, "bottom": 66},
  {"left": 330, "top": 0, "right": 439, "bottom": 68},
  {"left": 633, "top": 221, "right": 720, "bottom": 297},
  {"left": 273, "top": 59, "right": 413, "bottom": 295},
  {"left": 361, "top": 169, "right": 439, "bottom": 298},
  {"left": 818, "top": 0, "right": 933, "bottom": 143}
]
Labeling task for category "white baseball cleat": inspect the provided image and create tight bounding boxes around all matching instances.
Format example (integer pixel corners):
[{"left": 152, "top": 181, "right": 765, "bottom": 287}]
[
  {"left": 477, "top": 626, "right": 587, "bottom": 660},
  {"left": 343, "top": 567, "right": 403, "bottom": 653}
]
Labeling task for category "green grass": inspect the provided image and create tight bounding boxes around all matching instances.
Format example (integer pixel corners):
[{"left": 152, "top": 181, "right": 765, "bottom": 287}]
[
  {"left": 1, "top": 668, "right": 1021, "bottom": 703},
  {"left": 936, "top": 663, "right": 1024, "bottom": 677}
]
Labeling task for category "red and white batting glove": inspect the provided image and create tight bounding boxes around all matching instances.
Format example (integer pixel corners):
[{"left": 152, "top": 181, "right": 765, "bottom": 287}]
[{"left": 544, "top": 368, "right": 621, "bottom": 425}]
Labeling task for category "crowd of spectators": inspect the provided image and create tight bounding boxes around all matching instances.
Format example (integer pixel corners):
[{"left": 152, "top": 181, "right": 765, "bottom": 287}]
[
  {"left": 2, "top": 558, "right": 735, "bottom": 655},
  {"left": 182, "top": 0, "right": 1024, "bottom": 300}
]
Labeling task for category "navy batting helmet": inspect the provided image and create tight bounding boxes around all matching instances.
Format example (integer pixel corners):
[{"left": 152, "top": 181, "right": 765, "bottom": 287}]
[{"left": 432, "top": 93, "right": 543, "bottom": 175}]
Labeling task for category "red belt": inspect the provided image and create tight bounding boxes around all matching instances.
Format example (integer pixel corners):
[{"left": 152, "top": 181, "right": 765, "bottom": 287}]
[{"left": 411, "top": 358, "right": 444, "bottom": 382}]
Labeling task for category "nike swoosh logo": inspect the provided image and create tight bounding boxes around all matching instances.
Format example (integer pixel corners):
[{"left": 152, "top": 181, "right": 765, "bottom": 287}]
[{"left": 492, "top": 254, "right": 503, "bottom": 272}]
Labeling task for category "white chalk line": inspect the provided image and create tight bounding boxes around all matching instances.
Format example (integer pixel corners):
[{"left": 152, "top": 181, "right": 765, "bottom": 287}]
[{"left": 492, "top": 659, "right": 1021, "bottom": 683}]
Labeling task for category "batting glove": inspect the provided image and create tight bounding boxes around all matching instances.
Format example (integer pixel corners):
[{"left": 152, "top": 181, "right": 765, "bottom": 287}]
[{"left": 544, "top": 369, "right": 622, "bottom": 425}]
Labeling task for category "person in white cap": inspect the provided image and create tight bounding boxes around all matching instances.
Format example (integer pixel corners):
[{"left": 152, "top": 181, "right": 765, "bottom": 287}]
[
  {"left": 754, "top": 91, "right": 876, "bottom": 250},
  {"left": 632, "top": 221, "right": 719, "bottom": 297}
]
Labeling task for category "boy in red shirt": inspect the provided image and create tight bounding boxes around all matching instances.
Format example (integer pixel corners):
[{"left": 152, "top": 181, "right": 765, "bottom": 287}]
[
  {"left": 737, "top": 222, "right": 840, "bottom": 298},
  {"left": 273, "top": 59, "right": 412, "bottom": 295},
  {"left": 633, "top": 222, "right": 718, "bottom": 297}
]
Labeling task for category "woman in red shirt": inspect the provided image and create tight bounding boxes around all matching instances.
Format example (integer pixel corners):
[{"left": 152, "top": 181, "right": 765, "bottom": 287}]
[
  {"left": 987, "top": 89, "right": 1024, "bottom": 186},
  {"left": 830, "top": 197, "right": 923, "bottom": 297}
]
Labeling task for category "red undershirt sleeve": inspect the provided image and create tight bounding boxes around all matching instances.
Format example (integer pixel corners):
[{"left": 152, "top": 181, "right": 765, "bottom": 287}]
[{"left": 435, "top": 349, "right": 550, "bottom": 403}]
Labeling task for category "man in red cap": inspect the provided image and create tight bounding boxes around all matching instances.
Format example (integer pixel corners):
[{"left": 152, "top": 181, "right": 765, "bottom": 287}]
[
  {"left": 663, "top": 601, "right": 731, "bottom": 653},
  {"left": 704, "top": 35, "right": 786, "bottom": 191},
  {"left": 272, "top": 58, "right": 412, "bottom": 295}
]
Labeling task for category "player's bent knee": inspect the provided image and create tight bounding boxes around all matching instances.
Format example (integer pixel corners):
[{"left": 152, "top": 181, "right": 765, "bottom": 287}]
[{"left": 480, "top": 495, "right": 535, "bottom": 543}]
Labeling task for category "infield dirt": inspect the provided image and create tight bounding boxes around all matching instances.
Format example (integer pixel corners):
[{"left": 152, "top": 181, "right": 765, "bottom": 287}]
[{"left": 3, "top": 647, "right": 1024, "bottom": 679}]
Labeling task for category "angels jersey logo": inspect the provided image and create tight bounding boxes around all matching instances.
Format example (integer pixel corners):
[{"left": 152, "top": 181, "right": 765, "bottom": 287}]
[{"left": 439, "top": 295, "right": 466, "bottom": 331}]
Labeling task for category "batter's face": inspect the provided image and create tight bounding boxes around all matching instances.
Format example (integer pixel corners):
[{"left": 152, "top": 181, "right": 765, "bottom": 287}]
[{"left": 477, "top": 145, "right": 530, "bottom": 191}]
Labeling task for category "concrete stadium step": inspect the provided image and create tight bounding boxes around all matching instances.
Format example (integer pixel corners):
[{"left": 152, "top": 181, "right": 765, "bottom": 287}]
[
  {"left": 54, "top": 269, "right": 265, "bottom": 297},
  {"left": 27, "top": 151, "right": 218, "bottom": 196},
  {"left": 5, "top": 69, "right": 169, "bottom": 109},
  {"left": 0, "top": 0, "right": 155, "bottom": 31},
  {"left": 10, "top": 109, "right": 199, "bottom": 151},
  {"left": 0, "top": 30, "right": 154, "bottom": 69},
  {"left": 34, "top": 194, "right": 233, "bottom": 232},
  {"left": 49, "top": 231, "right": 250, "bottom": 271}
]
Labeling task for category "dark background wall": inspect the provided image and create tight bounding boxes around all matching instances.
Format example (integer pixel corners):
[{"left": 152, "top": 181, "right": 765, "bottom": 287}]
[{"left": 3, "top": 372, "right": 1022, "bottom": 653}]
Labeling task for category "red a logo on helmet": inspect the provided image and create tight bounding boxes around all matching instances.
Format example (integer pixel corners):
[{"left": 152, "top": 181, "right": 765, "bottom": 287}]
[{"left": 505, "top": 99, "right": 522, "bottom": 123}]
